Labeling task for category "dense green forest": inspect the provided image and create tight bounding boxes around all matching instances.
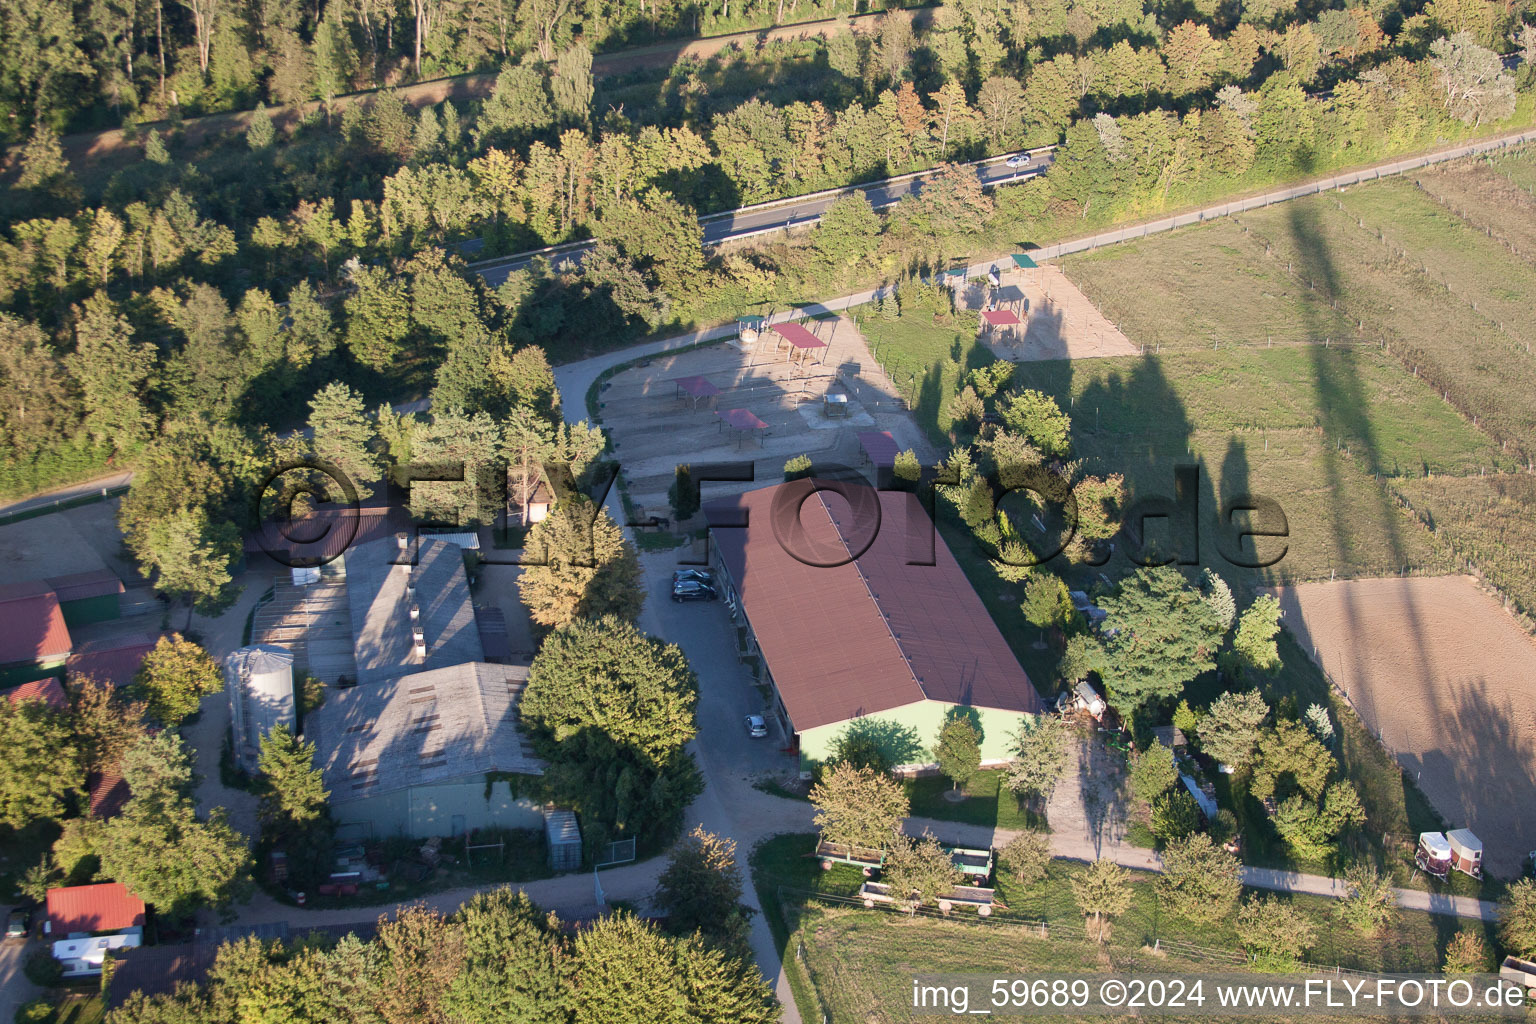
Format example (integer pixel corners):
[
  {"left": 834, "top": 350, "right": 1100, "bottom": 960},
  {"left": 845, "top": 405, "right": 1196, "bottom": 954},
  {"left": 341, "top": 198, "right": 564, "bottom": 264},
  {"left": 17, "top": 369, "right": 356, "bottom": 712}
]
[
  {"left": 0, "top": 0, "right": 926, "bottom": 136},
  {"left": 0, "top": 0, "right": 1533, "bottom": 580}
]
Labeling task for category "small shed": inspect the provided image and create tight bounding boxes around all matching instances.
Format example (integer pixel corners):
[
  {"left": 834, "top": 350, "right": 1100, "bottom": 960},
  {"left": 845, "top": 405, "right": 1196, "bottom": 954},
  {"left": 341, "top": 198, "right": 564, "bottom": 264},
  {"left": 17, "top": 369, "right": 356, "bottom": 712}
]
[
  {"left": 1447, "top": 829, "right": 1483, "bottom": 878},
  {"left": 822, "top": 393, "right": 849, "bottom": 418},
  {"left": 1416, "top": 831, "right": 1452, "bottom": 879},
  {"left": 544, "top": 810, "right": 582, "bottom": 871}
]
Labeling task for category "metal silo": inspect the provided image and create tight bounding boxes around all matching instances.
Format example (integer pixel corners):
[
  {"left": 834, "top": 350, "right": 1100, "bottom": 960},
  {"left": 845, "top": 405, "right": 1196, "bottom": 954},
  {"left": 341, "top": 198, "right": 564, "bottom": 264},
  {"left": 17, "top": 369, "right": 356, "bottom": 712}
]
[{"left": 225, "top": 645, "right": 296, "bottom": 774}]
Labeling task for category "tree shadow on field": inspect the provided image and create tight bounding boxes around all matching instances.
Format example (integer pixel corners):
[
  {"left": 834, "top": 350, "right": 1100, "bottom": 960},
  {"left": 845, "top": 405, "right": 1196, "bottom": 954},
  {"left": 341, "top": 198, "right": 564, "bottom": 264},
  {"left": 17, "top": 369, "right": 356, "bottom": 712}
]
[{"left": 1273, "top": 200, "right": 1453, "bottom": 864}]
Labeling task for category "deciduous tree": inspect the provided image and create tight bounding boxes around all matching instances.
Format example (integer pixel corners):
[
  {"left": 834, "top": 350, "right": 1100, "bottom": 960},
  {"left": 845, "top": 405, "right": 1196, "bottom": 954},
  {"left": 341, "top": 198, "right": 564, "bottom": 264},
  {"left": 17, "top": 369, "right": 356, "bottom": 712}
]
[
  {"left": 523, "top": 617, "right": 697, "bottom": 767},
  {"left": 656, "top": 827, "right": 751, "bottom": 948},
  {"left": 1157, "top": 833, "right": 1240, "bottom": 923},
  {"left": 1236, "top": 895, "right": 1316, "bottom": 964},
  {"left": 1071, "top": 859, "right": 1133, "bottom": 942},
  {"left": 882, "top": 831, "right": 963, "bottom": 913},
  {"left": 1336, "top": 863, "right": 1397, "bottom": 934},
  {"left": 999, "top": 830, "right": 1052, "bottom": 885},
  {"left": 132, "top": 633, "right": 224, "bottom": 726},
  {"left": 97, "top": 732, "right": 252, "bottom": 918},
  {"left": 933, "top": 715, "right": 982, "bottom": 791},
  {"left": 809, "top": 762, "right": 909, "bottom": 850},
  {"left": 0, "top": 696, "right": 79, "bottom": 827},
  {"left": 1005, "top": 714, "right": 1067, "bottom": 803}
]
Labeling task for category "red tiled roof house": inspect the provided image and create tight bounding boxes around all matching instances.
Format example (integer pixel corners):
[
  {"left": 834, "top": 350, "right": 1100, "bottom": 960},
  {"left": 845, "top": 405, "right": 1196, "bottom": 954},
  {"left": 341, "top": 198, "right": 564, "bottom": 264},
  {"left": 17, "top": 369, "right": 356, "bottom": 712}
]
[{"left": 45, "top": 883, "right": 147, "bottom": 938}]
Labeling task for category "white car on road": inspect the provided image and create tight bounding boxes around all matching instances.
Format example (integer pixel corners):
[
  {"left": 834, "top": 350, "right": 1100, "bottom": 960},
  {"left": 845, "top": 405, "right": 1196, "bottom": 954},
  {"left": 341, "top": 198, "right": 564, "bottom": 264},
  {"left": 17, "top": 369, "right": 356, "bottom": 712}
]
[{"left": 1005, "top": 153, "right": 1032, "bottom": 169}]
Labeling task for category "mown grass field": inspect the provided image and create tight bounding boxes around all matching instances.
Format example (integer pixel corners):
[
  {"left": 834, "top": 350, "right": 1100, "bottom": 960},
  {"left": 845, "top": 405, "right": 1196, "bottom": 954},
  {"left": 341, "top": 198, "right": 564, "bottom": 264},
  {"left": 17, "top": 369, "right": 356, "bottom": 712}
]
[
  {"left": 856, "top": 311, "right": 992, "bottom": 442},
  {"left": 1238, "top": 190, "right": 1536, "bottom": 465},
  {"left": 904, "top": 769, "right": 1044, "bottom": 832},
  {"left": 1392, "top": 472, "right": 1536, "bottom": 623},
  {"left": 1062, "top": 219, "right": 1360, "bottom": 353},
  {"left": 1012, "top": 343, "right": 1500, "bottom": 586},
  {"left": 753, "top": 834, "right": 1487, "bottom": 1024},
  {"left": 1414, "top": 154, "right": 1536, "bottom": 263}
]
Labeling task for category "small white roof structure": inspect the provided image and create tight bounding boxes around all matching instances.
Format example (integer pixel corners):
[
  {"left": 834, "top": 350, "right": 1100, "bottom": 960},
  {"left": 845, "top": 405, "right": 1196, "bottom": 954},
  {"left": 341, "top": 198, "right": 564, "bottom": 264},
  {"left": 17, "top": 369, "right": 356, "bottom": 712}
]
[
  {"left": 1448, "top": 829, "right": 1483, "bottom": 856},
  {"left": 53, "top": 931, "right": 141, "bottom": 973},
  {"left": 1419, "top": 831, "right": 1452, "bottom": 858}
]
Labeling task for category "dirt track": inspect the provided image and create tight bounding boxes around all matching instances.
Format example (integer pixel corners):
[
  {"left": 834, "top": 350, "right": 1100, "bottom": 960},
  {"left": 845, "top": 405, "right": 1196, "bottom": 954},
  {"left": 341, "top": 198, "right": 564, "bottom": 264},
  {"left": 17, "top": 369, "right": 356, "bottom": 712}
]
[
  {"left": 1272, "top": 575, "right": 1536, "bottom": 877},
  {"left": 52, "top": 11, "right": 918, "bottom": 171}
]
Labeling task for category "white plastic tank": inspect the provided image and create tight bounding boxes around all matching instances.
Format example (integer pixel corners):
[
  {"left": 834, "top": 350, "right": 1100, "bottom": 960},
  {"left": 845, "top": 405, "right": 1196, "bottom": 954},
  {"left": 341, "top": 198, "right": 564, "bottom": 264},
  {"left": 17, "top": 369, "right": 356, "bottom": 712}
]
[{"left": 225, "top": 645, "right": 297, "bottom": 774}]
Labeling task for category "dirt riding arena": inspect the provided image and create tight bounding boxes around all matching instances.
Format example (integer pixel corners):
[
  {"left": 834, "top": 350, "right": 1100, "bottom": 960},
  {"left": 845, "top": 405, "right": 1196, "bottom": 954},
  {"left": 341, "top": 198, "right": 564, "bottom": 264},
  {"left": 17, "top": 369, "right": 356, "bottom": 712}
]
[
  {"left": 955, "top": 264, "right": 1139, "bottom": 362},
  {"left": 597, "top": 316, "right": 939, "bottom": 512},
  {"left": 1272, "top": 575, "right": 1536, "bottom": 877}
]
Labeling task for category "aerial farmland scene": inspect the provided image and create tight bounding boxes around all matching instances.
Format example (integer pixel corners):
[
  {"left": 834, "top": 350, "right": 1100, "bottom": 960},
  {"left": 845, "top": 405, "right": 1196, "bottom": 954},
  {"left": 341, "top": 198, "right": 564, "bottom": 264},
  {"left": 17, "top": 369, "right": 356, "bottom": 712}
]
[{"left": 3, "top": 1, "right": 1536, "bottom": 1020}]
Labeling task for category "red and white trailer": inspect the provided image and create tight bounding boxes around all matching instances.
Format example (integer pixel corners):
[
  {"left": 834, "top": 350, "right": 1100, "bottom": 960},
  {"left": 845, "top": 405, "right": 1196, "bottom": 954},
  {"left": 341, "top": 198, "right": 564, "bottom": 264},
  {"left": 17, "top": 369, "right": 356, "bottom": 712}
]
[
  {"left": 1447, "top": 829, "right": 1484, "bottom": 879},
  {"left": 1415, "top": 831, "right": 1452, "bottom": 880}
]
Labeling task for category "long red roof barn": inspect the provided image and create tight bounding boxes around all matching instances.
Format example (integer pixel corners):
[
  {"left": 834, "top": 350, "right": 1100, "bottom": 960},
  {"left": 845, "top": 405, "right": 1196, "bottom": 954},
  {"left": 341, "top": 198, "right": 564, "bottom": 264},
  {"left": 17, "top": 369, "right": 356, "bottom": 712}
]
[{"left": 708, "top": 483, "right": 1042, "bottom": 733}]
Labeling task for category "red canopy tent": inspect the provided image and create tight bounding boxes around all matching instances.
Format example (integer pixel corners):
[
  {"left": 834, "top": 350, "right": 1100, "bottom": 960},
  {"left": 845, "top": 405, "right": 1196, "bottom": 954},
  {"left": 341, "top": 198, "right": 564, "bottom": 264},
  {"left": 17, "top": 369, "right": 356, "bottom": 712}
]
[
  {"left": 770, "top": 322, "right": 828, "bottom": 364},
  {"left": 981, "top": 308, "right": 1023, "bottom": 345},
  {"left": 716, "top": 408, "right": 769, "bottom": 447},
  {"left": 672, "top": 375, "right": 720, "bottom": 409},
  {"left": 858, "top": 431, "right": 900, "bottom": 468}
]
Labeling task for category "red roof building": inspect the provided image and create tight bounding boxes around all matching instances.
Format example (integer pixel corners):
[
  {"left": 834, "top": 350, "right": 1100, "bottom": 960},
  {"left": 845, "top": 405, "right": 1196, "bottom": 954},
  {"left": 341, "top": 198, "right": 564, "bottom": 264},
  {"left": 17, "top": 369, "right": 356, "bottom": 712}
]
[
  {"left": 45, "top": 883, "right": 147, "bottom": 937},
  {"left": 706, "top": 483, "right": 1043, "bottom": 765},
  {"left": 0, "top": 581, "right": 72, "bottom": 667},
  {"left": 44, "top": 569, "right": 126, "bottom": 604},
  {"left": 87, "top": 767, "right": 131, "bottom": 819},
  {"left": 4, "top": 676, "right": 68, "bottom": 711},
  {"left": 66, "top": 634, "right": 160, "bottom": 688}
]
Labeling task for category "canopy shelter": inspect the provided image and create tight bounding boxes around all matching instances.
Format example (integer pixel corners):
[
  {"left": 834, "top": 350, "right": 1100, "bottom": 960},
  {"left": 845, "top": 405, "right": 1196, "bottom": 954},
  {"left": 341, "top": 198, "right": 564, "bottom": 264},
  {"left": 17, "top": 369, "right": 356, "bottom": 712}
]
[
  {"left": 858, "top": 430, "right": 900, "bottom": 468},
  {"left": 738, "top": 314, "right": 767, "bottom": 346},
  {"left": 770, "top": 322, "right": 828, "bottom": 365},
  {"left": 980, "top": 308, "right": 1023, "bottom": 345},
  {"left": 672, "top": 375, "right": 720, "bottom": 409},
  {"left": 939, "top": 267, "right": 968, "bottom": 286},
  {"left": 1011, "top": 253, "right": 1039, "bottom": 269},
  {"left": 716, "top": 408, "right": 769, "bottom": 447}
]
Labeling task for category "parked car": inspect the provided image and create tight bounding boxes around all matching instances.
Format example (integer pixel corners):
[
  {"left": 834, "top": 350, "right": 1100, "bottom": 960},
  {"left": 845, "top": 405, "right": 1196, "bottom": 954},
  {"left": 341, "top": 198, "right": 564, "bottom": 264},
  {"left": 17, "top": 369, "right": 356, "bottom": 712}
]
[
  {"left": 6, "top": 908, "right": 30, "bottom": 939},
  {"left": 672, "top": 569, "right": 714, "bottom": 585},
  {"left": 744, "top": 714, "right": 768, "bottom": 738},
  {"left": 1005, "top": 153, "right": 1032, "bottom": 168},
  {"left": 672, "top": 581, "right": 717, "bottom": 602}
]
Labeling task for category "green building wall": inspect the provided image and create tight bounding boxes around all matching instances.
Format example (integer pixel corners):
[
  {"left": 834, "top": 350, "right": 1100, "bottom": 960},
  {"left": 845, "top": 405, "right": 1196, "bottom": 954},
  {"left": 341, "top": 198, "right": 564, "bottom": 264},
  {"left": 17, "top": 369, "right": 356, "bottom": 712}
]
[
  {"left": 0, "top": 658, "right": 66, "bottom": 690},
  {"left": 797, "top": 700, "right": 1038, "bottom": 769},
  {"left": 330, "top": 777, "right": 544, "bottom": 841},
  {"left": 59, "top": 594, "right": 120, "bottom": 627}
]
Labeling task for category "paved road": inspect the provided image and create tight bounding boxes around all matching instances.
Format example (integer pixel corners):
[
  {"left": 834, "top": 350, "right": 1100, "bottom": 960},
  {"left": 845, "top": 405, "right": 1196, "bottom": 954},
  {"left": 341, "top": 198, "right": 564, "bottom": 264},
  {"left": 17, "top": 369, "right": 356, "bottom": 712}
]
[
  {"left": 470, "top": 150, "right": 1056, "bottom": 285},
  {"left": 0, "top": 471, "right": 132, "bottom": 519},
  {"left": 0, "top": 938, "right": 42, "bottom": 1021}
]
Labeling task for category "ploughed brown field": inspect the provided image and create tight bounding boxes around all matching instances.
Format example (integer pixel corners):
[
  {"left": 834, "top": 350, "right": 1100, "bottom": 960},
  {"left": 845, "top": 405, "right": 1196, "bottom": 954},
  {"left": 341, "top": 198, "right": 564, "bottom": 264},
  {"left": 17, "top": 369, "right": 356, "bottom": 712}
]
[{"left": 1272, "top": 575, "right": 1536, "bottom": 878}]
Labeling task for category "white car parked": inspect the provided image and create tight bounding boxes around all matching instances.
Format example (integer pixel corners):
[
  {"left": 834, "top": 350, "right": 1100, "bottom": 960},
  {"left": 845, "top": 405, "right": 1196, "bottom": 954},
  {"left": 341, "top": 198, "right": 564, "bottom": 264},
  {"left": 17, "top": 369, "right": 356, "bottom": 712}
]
[{"left": 744, "top": 714, "right": 768, "bottom": 738}]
